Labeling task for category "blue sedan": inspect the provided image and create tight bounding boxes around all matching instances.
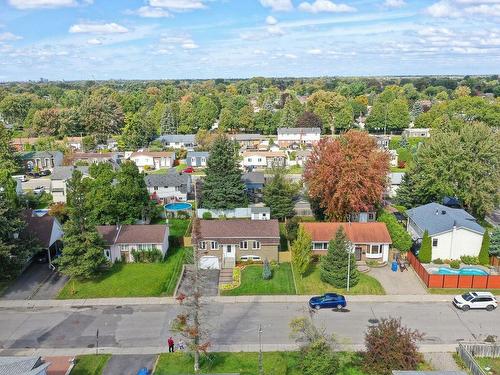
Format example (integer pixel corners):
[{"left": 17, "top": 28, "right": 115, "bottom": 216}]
[{"left": 309, "top": 293, "right": 346, "bottom": 310}]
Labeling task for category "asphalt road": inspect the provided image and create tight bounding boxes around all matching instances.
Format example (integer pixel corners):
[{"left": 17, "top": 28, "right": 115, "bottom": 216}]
[{"left": 0, "top": 302, "right": 498, "bottom": 351}]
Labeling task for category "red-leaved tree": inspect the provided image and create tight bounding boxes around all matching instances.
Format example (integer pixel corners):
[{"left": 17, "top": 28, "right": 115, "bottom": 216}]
[{"left": 304, "top": 130, "right": 389, "bottom": 221}]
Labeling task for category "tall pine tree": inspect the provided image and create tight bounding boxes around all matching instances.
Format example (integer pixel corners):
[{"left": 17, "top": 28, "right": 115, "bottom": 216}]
[
  {"left": 320, "top": 226, "right": 359, "bottom": 288},
  {"left": 201, "top": 135, "right": 247, "bottom": 209},
  {"left": 292, "top": 226, "right": 312, "bottom": 277},
  {"left": 160, "top": 103, "right": 178, "bottom": 135},
  {"left": 263, "top": 168, "right": 298, "bottom": 220},
  {"left": 418, "top": 230, "right": 432, "bottom": 263}
]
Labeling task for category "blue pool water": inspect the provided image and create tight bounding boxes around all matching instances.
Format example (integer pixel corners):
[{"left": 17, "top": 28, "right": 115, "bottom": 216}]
[
  {"left": 164, "top": 202, "right": 192, "bottom": 211},
  {"left": 436, "top": 267, "right": 488, "bottom": 276}
]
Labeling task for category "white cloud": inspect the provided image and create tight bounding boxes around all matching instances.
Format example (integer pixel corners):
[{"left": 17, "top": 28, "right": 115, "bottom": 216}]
[
  {"left": 267, "top": 25, "right": 285, "bottom": 36},
  {"left": 0, "top": 32, "right": 22, "bottom": 42},
  {"left": 307, "top": 48, "right": 322, "bottom": 54},
  {"left": 266, "top": 15, "right": 278, "bottom": 25},
  {"left": 133, "top": 6, "right": 171, "bottom": 18},
  {"left": 182, "top": 41, "right": 199, "bottom": 49},
  {"left": 260, "top": 0, "right": 293, "bottom": 11},
  {"left": 417, "top": 27, "right": 454, "bottom": 37},
  {"left": 7, "top": 0, "right": 91, "bottom": 9},
  {"left": 299, "top": 0, "right": 356, "bottom": 13},
  {"left": 69, "top": 23, "right": 129, "bottom": 34},
  {"left": 148, "top": 0, "right": 207, "bottom": 11},
  {"left": 87, "top": 38, "right": 102, "bottom": 45},
  {"left": 383, "top": 0, "right": 406, "bottom": 8},
  {"left": 425, "top": 0, "right": 500, "bottom": 18},
  {"left": 464, "top": 4, "right": 500, "bottom": 16}
]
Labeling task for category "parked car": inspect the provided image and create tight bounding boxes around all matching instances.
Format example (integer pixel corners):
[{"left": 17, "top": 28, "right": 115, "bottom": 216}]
[
  {"left": 33, "top": 186, "right": 45, "bottom": 195},
  {"left": 39, "top": 170, "right": 51, "bottom": 176},
  {"left": 27, "top": 171, "right": 41, "bottom": 178},
  {"left": 137, "top": 368, "right": 149, "bottom": 375},
  {"left": 453, "top": 292, "right": 497, "bottom": 311},
  {"left": 309, "top": 293, "right": 346, "bottom": 310},
  {"left": 34, "top": 250, "right": 48, "bottom": 264},
  {"left": 182, "top": 167, "right": 195, "bottom": 174}
]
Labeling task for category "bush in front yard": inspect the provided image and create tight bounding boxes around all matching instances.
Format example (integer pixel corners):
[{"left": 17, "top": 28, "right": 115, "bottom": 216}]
[
  {"left": 478, "top": 229, "right": 490, "bottom": 265},
  {"left": 262, "top": 258, "right": 272, "bottom": 280},
  {"left": 131, "top": 248, "right": 163, "bottom": 263},
  {"left": 418, "top": 230, "right": 432, "bottom": 263},
  {"left": 364, "top": 317, "right": 423, "bottom": 375}
]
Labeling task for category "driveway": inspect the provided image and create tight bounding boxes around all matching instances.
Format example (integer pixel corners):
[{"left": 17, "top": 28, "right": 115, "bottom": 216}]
[
  {"left": 368, "top": 264, "right": 428, "bottom": 295},
  {"left": 177, "top": 265, "right": 219, "bottom": 297},
  {"left": 1, "top": 263, "right": 67, "bottom": 300},
  {"left": 103, "top": 355, "right": 157, "bottom": 375}
]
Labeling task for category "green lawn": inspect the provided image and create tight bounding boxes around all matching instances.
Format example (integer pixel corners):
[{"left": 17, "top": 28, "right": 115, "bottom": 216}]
[
  {"left": 168, "top": 218, "right": 190, "bottom": 238},
  {"left": 287, "top": 164, "right": 303, "bottom": 174},
  {"left": 279, "top": 223, "right": 289, "bottom": 251},
  {"left": 154, "top": 352, "right": 368, "bottom": 375},
  {"left": 71, "top": 354, "right": 111, "bottom": 375},
  {"left": 390, "top": 166, "right": 407, "bottom": 173},
  {"left": 221, "top": 263, "right": 296, "bottom": 296},
  {"left": 294, "top": 263, "right": 385, "bottom": 295},
  {"left": 57, "top": 247, "right": 187, "bottom": 299},
  {"left": 476, "top": 357, "right": 500, "bottom": 374},
  {"left": 147, "top": 168, "right": 171, "bottom": 175},
  {"left": 429, "top": 288, "right": 499, "bottom": 296},
  {"left": 175, "top": 163, "right": 187, "bottom": 172}
]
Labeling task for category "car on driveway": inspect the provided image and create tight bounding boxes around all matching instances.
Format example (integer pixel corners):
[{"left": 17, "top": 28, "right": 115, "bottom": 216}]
[
  {"left": 453, "top": 291, "right": 497, "bottom": 311},
  {"left": 309, "top": 293, "right": 346, "bottom": 310},
  {"left": 182, "top": 167, "right": 195, "bottom": 174},
  {"left": 33, "top": 186, "right": 45, "bottom": 195}
]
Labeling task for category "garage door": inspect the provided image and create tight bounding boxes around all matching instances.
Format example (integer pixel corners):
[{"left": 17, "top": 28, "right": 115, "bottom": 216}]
[{"left": 199, "top": 256, "right": 220, "bottom": 270}]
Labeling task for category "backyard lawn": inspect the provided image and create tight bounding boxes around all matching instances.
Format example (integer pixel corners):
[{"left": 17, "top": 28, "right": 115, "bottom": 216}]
[
  {"left": 154, "top": 351, "right": 368, "bottom": 375},
  {"left": 168, "top": 218, "right": 190, "bottom": 238},
  {"left": 57, "top": 246, "right": 187, "bottom": 299},
  {"left": 476, "top": 357, "right": 500, "bottom": 374},
  {"left": 294, "top": 263, "right": 385, "bottom": 295},
  {"left": 221, "top": 263, "right": 296, "bottom": 296},
  {"left": 71, "top": 354, "right": 111, "bottom": 375}
]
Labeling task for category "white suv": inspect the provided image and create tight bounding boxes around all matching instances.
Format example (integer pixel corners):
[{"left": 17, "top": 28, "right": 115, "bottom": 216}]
[{"left": 453, "top": 292, "right": 497, "bottom": 311}]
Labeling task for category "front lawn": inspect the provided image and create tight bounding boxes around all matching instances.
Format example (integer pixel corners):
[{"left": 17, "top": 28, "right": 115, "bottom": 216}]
[
  {"left": 221, "top": 263, "right": 296, "bottom": 296},
  {"left": 476, "top": 357, "right": 500, "bottom": 374},
  {"left": 429, "top": 288, "right": 498, "bottom": 295},
  {"left": 71, "top": 354, "right": 111, "bottom": 375},
  {"left": 294, "top": 263, "right": 385, "bottom": 295},
  {"left": 57, "top": 247, "right": 186, "bottom": 299},
  {"left": 175, "top": 163, "right": 187, "bottom": 172},
  {"left": 154, "top": 351, "right": 368, "bottom": 375}
]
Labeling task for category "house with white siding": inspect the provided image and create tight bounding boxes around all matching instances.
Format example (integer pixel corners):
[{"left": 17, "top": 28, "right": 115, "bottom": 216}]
[
  {"left": 241, "top": 151, "right": 287, "bottom": 170},
  {"left": 129, "top": 151, "right": 175, "bottom": 171},
  {"left": 277, "top": 127, "right": 321, "bottom": 148},
  {"left": 186, "top": 151, "right": 209, "bottom": 168},
  {"left": 144, "top": 168, "right": 191, "bottom": 203},
  {"left": 406, "top": 202, "right": 485, "bottom": 261},
  {"left": 156, "top": 134, "right": 196, "bottom": 149},
  {"left": 50, "top": 166, "right": 89, "bottom": 203}
]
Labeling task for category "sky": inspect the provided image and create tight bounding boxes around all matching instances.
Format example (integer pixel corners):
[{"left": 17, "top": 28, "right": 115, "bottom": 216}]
[{"left": 0, "top": 0, "right": 499, "bottom": 81}]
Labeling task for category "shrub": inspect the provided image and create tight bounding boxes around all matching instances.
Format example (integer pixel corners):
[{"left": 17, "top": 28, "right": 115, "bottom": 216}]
[
  {"left": 378, "top": 212, "right": 412, "bottom": 252},
  {"left": 143, "top": 165, "right": 152, "bottom": 171},
  {"left": 131, "top": 248, "right": 163, "bottom": 263},
  {"left": 202, "top": 211, "right": 212, "bottom": 220},
  {"left": 397, "top": 160, "right": 406, "bottom": 169},
  {"left": 478, "top": 230, "right": 490, "bottom": 265},
  {"left": 460, "top": 255, "right": 479, "bottom": 265},
  {"left": 449, "top": 259, "right": 461, "bottom": 269},
  {"left": 286, "top": 216, "right": 301, "bottom": 242},
  {"left": 364, "top": 317, "right": 423, "bottom": 375},
  {"left": 262, "top": 258, "right": 272, "bottom": 280},
  {"left": 300, "top": 338, "right": 338, "bottom": 375},
  {"left": 433, "top": 258, "right": 444, "bottom": 264},
  {"left": 418, "top": 230, "right": 432, "bottom": 263}
]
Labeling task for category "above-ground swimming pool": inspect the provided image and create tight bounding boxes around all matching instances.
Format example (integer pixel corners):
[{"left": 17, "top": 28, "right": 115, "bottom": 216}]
[
  {"left": 431, "top": 267, "right": 489, "bottom": 276},
  {"left": 164, "top": 202, "right": 192, "bottom": 211}
]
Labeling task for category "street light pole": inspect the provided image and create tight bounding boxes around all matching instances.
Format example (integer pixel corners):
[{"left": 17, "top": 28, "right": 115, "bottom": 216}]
[{"left": 258, "top": 324, "right": 263, "bottom": 375}]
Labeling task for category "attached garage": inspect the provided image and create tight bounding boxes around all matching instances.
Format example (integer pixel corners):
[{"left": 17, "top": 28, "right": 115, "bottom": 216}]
[{"left": 199, "top": 256, "right": 220, "bottom": 270}]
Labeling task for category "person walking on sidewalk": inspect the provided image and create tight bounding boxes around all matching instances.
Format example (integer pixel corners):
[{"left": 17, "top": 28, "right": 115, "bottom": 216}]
[{"left": 168, "top": 337, "right": 175, "bottom": 352}]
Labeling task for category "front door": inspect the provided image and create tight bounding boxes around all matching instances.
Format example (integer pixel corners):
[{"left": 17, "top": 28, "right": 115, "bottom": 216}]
[
  {"left": 223, "top": 245, "right": 235, "bottom": 268},
  {"left": 355, "top": 247, "right": 362, "bottom": 261}
]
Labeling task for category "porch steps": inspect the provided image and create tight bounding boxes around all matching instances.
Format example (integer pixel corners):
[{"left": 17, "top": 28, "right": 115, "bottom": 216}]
[{"left": 219, "top": 268, "right": 234, "bottom": 284}]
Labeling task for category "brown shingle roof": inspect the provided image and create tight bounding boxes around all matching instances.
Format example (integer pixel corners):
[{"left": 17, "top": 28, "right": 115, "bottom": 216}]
[
  {"left": 198, "top": 219, "right": 280, "bottom": 244},
  {"left": 301, "top": 222, "right": 392, "bottom": 244},
  {"left": 22, "top": 210, "right": 56, "bottom": 248},
  {"left": 97, "top": 225, "right": 168, "bottom": 245},
  {"left": 130, "top": 151, "right": 174, "bottom": 158}
]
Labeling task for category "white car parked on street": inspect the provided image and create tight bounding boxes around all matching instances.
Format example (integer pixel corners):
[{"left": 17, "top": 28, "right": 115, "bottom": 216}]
[{"left": 453, "top": 291, "right": 497, "bottom": 311}]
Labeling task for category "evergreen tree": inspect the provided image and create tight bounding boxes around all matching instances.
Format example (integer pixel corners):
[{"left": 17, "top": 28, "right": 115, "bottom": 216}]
[
  {"left": 320, "top": 227, "right": 359, "bottom": 288},
  {"left": 489, "top": 227, "right": 500, "bottom": 257},
  {"left": 291, "top": 226, "right": 312, "bottom": 277},
  {"left": 478, "top": 230, "right": 490, "bottom": 265},
  {"left": 418, "top": 230, "right": 432, "bottom": 263},
  {"left": 201, "top": 135, "right": 246, "bottom": 209},
  {"left": 262, "top": 258, "right": 272, "bottom": 280},
  {"left": 263, "top": 168, "right": 298, "bottom": 220},
  {"left": 160, "top": 103, "right": 178, "bottom": 134}
]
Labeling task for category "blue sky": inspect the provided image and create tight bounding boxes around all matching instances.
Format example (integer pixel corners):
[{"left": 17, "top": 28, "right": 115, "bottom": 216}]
[{"left": 0, "top": 0, "right": 499, "bottom": 81}]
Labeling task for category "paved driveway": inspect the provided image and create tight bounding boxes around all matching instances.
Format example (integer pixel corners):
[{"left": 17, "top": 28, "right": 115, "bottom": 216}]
[
  {"left": 103, "top": 355, "right": 157, "bottom": 375},
  {"left": 177, "top": 266, "right": 219, "bottom": 296},
  {"left": 368, "top": 264, "right": 428, "bottom": 295}
]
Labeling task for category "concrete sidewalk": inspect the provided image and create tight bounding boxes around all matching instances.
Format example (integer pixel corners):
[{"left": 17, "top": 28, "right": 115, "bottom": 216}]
[
  {"left": 0, "top": 343, "right": 459, "bottom": 357},
  {"left": 0, "top": 294, "right": 460, "bottom": 308}
]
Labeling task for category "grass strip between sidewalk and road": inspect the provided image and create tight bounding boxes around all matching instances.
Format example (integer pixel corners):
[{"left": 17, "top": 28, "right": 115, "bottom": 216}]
[{"left": 71, "top": 354, "right": 111, "bottom": 375}]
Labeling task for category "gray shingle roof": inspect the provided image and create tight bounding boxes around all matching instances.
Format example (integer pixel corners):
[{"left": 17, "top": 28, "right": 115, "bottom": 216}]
[
  {"left": 0, "top": 356, "right": 50, "bottom": 375},
  {"left": 187, "top": 151, "right": 209, "bottom": 158},
  {"left": 51, "top": 166, "right": 89, "bottom": 180},
  {"left": 406, "top": 202, "right": 484, "bottom": 236},
  {"left": 17, "top": 151, "right": 63, "bottom": 160},
  {"left": 242, "top": 172, "right": 265, "bottom": 185},
  {"left": 229, "top": 133, "right": 264, "bottom": 141},
  {"left": 144, "top": 168, "right": 190, "bottom": 191},
  {"left": 156, "top": 134, "right": 196, "bottom": 143}
]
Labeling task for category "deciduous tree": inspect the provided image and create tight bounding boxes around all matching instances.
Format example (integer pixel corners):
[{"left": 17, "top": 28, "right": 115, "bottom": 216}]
[{"left": 80, "top": 93, "right": 124, "bottom": 143}]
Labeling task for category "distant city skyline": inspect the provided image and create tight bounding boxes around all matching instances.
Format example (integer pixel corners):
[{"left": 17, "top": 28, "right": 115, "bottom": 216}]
[{"left": 0, "top": 0, "right": 499, "bottom": 81}]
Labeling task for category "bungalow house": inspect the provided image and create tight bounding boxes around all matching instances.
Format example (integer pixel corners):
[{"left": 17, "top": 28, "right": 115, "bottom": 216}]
[
  {"left": 402, "top": 128, "right": 431, "bottom": 138},
  {"left": 186, "top": 151, "right": 209, "bottom": 168},
  {"left": 0, "top": 356, "right": 51, "bottom": 375},
  {"left": 22, "top": 209, "right": 63, "bottom": 266},
  {"left": 18, "top": 151, "right": 63, "bottom": 172},
  {"left": 144, "top": 168, "right": 192, "bottom": 203},
  {"left": 389, "top": 149, "right": 398, "bottom": 167},
  {"left": 242, "top": 171, "right": 265, "bottom": 202},
  {"left": 277, "top": 127, "right": 321, "bottom": 148},
  {"left": 293, "top": 149, "right": 311, "bottom": 167},
  {"left": 50, "top": 166, "right": 89, "bottom": 203},
  {"left": 129, "top": 151, "right": 175, "bottom": 171},
  {"left": 97, "top": 224, "right": 169, "bottom": 263},
  {"left": 371, "top": 135, "right": 390, "bottom": 150},
  {"left": 241, "top": 150, "right": 287, "bottom": 170},
  {"left": 68, "top": 152, "right": 121, "bottom": 168},
  {"left": 301, "top": 222, "right": 392, "bottom": 263},
  {"left": 156, "top": 134, "right": 196, "bottom": 149},
  {"left": 387, "top": 172, "right": 404, "bottom": 198},
  {"left": 228, "top": 133, "right": 265, "bottom": 149},
  {"left": 197, "top": 219, "right": 280, "bottom": 268},
  {"left": 406, "top": 202, "right": 485, "bottom": 261}
]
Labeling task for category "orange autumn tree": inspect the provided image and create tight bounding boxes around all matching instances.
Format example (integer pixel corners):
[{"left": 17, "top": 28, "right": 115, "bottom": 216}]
[{"left": 304, "top": 130, "right": 389, "bottom": 221}]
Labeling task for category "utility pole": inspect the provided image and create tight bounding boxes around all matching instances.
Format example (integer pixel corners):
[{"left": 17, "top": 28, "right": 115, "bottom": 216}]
[{"left": 258, "top": 324, "right": 263, "bottom": 375}]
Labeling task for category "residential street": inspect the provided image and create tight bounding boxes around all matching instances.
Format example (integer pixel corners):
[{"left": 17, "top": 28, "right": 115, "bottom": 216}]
[{"left": 0, "top": 301, "right": 498, "bottom": 355}]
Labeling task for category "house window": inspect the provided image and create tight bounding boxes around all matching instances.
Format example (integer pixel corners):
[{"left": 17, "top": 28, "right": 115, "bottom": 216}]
[
  {"left": 199, "top": 241, "right": 206, "bottom": 249},
  {"left": 258, "top": 158, "right": 262, "bottom": 162},
  {"left": 240, "top": 241, "right": 248, "bottom": 249},
  {"left": 313, "top": 242, "right": 328, "bottom": 250},
  {"left": 248, "top": 158, "right": 252, "bottom": 163},
  {"left": 368, "top": 213, "right": 375, "bottom": 221},
  {"left": 252, "top": 241, "right": 261, "bottom": 249},
  {"left": 369, "top": 245, "right": 382, "bottom": 254},
  {"left": 432, "top": 238, "right": 438, "bottom": 247},
  {"left": 191, "top": 157, "right": 196, "bottom": 165},
  {"left": 154, "top": 186, "right": 158, "bottom": 191},
  {"left": 201, "top": 157, "right": 206, "bottom": 164},
  {"left": 211, "top": 241, "right": 218, "bottom": 250},
  {"left": 105, "top": 249, "right": 110, "bottom": 259}
]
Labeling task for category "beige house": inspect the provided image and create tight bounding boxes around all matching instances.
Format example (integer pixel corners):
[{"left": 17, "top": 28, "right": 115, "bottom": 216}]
[{"left": 197, "top": 219, "right": 280, "bottom": 269}]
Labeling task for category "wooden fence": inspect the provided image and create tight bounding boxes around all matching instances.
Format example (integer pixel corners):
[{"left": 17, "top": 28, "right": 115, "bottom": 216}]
[
  {"left": 457, "top": 342, "right": 487, "bottom": 375},
  {"left": 407, "top": 252, "right": 500, "bottom": 289}
]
